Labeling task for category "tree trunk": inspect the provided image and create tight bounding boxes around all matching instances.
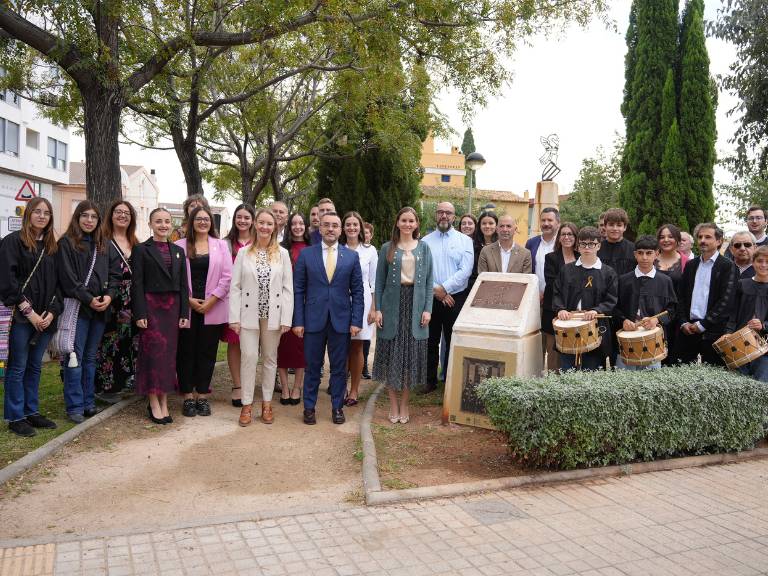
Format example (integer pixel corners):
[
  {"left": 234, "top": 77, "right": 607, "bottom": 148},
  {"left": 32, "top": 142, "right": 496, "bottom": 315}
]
[
  {"left": 82, "top": 89, "right": 125, "bottom": 218},
  {"left": 177, "top": 139, "right": 205, "bottom": 197}
]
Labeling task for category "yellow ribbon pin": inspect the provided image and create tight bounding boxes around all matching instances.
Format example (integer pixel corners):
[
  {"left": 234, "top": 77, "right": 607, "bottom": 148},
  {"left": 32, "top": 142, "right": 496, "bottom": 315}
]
[{"left": 585, "top": 275, "right": 593, "bottom": 288}]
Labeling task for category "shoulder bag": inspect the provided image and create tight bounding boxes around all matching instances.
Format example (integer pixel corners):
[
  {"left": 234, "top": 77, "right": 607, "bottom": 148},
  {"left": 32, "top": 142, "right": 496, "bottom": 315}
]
[{"left": 51, "top": 246, "right": 98, "bottom": 368}]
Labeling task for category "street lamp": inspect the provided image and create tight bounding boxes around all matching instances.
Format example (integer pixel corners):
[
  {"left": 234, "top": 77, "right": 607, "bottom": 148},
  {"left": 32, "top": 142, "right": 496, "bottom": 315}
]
[{"left": 465, "top": 151, "right": 486, "bottom": 214}]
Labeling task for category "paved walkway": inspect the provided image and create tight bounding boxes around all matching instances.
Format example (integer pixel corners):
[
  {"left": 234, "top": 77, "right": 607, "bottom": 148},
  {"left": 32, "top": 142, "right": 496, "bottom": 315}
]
[{"left": 2, "top": 458, "right": 768, "bottom": 576}]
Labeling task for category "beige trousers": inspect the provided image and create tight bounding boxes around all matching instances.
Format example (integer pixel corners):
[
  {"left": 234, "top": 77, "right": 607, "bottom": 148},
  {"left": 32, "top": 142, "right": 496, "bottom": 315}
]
[
  {"left": 240, "top": 320, "right": 282, "bottom": 404},
  {"left": 543, "top": 332, "right": 559, "bottom": 372}
]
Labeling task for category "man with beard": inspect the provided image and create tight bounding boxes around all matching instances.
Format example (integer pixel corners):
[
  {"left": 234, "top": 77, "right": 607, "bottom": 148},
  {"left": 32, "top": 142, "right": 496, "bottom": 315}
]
[
  {"left": 525, "top": 207, "right": 559, "bottom": 299},
  {"left": 422, "top": 202, "right": 473, "bottom": 392},
  {"left": 674, "top": 223, "right": 737, "bottom": 366}
]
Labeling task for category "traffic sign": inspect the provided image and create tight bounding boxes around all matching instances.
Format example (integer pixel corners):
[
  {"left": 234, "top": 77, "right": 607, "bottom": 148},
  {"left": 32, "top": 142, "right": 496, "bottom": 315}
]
[{"left": 15, "top": 180, "right": 36, "bottom": 201}]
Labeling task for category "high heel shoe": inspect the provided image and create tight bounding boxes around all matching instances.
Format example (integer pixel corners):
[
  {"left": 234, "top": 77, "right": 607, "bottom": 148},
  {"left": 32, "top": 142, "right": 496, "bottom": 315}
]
[
  {"left": 398, "top": 415, "right": 410, "bottom": 424},
  {"left": 279, "top": 397, "right": 291, "bottom": 405},
  {"left": 388, "top": 414, "right": 400, "bottom": 424},
  {"left": 147, "top": 405, "right": 166, "bottom": 425}
]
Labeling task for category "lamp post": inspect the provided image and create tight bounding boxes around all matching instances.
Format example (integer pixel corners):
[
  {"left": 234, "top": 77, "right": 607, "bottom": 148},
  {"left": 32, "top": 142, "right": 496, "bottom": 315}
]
[{"left": 465, "top": 151, "right": 486, "bottom": 214}]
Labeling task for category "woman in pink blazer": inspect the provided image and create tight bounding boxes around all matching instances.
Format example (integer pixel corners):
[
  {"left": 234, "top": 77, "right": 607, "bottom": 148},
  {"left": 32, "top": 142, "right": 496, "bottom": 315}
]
[{"left": 175, "top": 206, "right": 232, "bottom": 417}]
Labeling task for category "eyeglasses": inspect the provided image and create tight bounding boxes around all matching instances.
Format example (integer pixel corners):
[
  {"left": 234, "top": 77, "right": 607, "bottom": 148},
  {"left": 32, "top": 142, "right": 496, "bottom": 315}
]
[
  {"left": 194, "top": 217, "right": 211, "bottom": 223},
  {"left": 80, "top": 213, "right": 99, "bottom": 221},
  {"left": 560, "top": 232, "right": 575, "bottom": 238},
  {"left": 113, "top": 209, "right": 131, "bottom": 217},
  {"left": 747, "top": 216, "right": 765, "bottom": 222},
  {"left": 436, "top": 210, "right": 455, "bottom": 216},
  {"left": 732, "top": 242, "right": 754, "bottom": 249},
  {"left": 31, "top": 209, "right": 51, "bottom": 217},
  {"left": 578, "top": 241, "right": 600, "bottom": 249},
  {"left": 321, "top": 222, "right": 341, "bottom": 229}
]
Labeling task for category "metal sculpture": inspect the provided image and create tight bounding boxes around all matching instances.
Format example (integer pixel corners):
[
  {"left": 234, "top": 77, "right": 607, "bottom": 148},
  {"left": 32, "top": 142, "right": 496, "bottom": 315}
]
[{"left": 539, "top": 134, "right": 561, "bottom": 181}]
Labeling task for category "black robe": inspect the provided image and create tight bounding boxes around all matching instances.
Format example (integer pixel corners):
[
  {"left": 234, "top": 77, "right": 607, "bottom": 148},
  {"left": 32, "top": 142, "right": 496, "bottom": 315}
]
[
  {"left": 614, "top": 271, "right": 677, "bottom": 337},
  {"left": 727, "top": 278, "right": 768, "bottom": 334},
  {"left": 599, "top": 238, "right": 636, "bottom": 277}
]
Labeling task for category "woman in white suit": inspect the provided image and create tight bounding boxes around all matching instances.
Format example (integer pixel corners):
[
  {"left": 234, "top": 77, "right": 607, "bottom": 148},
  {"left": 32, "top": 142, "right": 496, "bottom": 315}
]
[{"left": 229, "top": 209, "right": 293, "bottom": 426}]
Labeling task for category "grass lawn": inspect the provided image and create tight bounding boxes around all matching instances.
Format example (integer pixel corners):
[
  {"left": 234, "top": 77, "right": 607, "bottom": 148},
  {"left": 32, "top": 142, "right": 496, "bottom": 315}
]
[
  {"left": 0, "top": 361, "right": 77, "bottom": 468},
  {"left": 216, "top": 341, "right": 227, "bottom": 363}
]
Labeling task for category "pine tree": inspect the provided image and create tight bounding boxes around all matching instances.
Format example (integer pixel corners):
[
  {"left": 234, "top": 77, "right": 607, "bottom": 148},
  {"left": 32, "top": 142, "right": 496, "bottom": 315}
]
[
  {"left": 678, "top": 0, "right": 716, "bottom": 228},
  {"left": 619, "top": 0, "right": 680, "bottom": 235},
  {"left": 461, "top": 128, "right": 476, "bottom": 188}
]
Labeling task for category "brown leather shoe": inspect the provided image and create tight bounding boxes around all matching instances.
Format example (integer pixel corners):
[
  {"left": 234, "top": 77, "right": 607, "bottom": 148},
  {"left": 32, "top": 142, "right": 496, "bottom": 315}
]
[
  {"left": 261, "top": 401, "right": 274, "bottom": 424},
  {"left": 238, "top": 404, "right": 253, "bottom": 427}
]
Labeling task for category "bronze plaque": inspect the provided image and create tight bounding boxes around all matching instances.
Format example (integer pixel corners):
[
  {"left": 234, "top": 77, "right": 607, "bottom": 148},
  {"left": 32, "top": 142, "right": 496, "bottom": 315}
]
[
  {"left": 460, "top": 357, "right": 505, "bottom": 414},
  {"left": 471, "top": 280, "right": 527, "bottom": 310}
]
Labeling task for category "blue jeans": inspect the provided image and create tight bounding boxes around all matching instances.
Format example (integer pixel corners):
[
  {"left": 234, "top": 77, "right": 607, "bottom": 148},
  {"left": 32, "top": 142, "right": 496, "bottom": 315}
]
[
  {"left": 739, "top": 355, "right": 768, "bottom": 383},
  {"left": 63, "top": 315, "right": 106, "bottom": 415},
  {"left": 3, "top": 321, "right": 53, "bottom": 422}
]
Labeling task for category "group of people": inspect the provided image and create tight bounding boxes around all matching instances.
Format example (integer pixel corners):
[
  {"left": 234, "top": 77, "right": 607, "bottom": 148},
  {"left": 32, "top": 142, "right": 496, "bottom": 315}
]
[
  {"left": 526, "top": 205, "right": 768, "bottom": 377},
  {"left": 3, "top": 192, "right": 767, "bottom": 438}
]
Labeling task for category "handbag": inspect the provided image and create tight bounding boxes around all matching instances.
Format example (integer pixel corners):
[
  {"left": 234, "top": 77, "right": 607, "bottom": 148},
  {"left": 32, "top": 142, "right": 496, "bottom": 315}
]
[
  {"left": 51, "top": 246, "right": 98, "bottom": 368},
  {"left": 0, "top": 247, "right": 46, "bottom": 377}
]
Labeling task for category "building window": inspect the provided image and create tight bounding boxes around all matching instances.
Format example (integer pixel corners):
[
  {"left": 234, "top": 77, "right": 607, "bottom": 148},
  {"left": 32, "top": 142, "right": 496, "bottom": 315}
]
[
  {"left": 26, "top": 128, "right": 39, "bottom": 149},
  {"left": 47, "top": 137, "right": 67, "bottom": 171},
  {"left": 440, "top": 174, "right": 451, "bottom": 183},
  {"left": 0, "top": 117, "right": 20, "bottom": 156}
]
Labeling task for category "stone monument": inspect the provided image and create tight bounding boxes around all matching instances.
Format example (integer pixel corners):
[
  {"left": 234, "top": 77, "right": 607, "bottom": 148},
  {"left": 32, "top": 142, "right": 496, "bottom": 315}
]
[{"left": 442, "top": 272, "right": 543, "bottom": 430}]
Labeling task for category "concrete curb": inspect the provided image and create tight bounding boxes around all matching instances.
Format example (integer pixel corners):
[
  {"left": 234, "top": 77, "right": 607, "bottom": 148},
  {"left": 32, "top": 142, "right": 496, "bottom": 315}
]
[
  {"left": 360, "top": 383, "right": 384, "bottom": 502},
  {"left": 0, "top": 395, "right": 142, "bottom": 487},
  {"left": 358, "top": 393, "right": 768, "bottom": 505}
]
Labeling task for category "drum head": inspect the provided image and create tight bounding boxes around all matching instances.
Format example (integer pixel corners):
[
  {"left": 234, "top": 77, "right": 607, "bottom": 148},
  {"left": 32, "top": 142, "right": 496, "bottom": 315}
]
[{"left": 553, "top": 319, "right": 591, "bottom": 328}]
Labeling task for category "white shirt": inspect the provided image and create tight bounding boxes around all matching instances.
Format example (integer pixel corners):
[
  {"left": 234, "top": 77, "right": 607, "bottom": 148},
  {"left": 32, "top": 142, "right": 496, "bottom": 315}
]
[
  {"left": 690, "top": 252, "right": 718, "bottom": 332},
  {"left": 500, "top": 243, "right": 514, "bottom": 273},
  {"left": 535, "top": 236, "right": 556, "bottom": 293},
  {"left": 277, "top": 227, "right": 285, "bottom": 243},
  {"left": 575, "top": 257, "right": 602, "bottom": 310},
  {"left": 322, "top": 242, "right": 339, "bottom": 267},
  {"left": 634, "top": 266, "right": 656, "bottom": 278}
]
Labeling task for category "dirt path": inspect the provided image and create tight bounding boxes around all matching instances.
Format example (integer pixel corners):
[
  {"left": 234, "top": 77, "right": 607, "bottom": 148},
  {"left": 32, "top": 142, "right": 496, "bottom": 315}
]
[{"left": 0, "top": 365, "right": 372, "bottom": 540}]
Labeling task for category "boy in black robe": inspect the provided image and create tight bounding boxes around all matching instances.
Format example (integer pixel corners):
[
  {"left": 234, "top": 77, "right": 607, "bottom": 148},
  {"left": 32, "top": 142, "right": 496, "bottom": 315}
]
[
  {"left": 599, "top": 208, "right": 635, "bottom": 276},
  {"left": 725, "top": 245, "right": 768, "bottom": 381},
  {"left": 613, "top": 236, "right": 677, "bottom": 370},
  {"left": 552, "top": 226, "right": 618, "bottom": 371}
]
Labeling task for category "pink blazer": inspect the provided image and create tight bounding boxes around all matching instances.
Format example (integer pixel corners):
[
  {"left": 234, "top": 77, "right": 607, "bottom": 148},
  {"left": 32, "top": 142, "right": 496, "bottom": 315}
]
[{"left": 175, "top": 237, "right": 232, "bottom": 325}]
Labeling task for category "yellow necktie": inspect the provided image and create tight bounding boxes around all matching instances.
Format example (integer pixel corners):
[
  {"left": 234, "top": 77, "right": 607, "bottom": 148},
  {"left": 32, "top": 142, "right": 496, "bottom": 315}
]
[{"left": 325, "top": 245, "right": 336, "bottom": 282}]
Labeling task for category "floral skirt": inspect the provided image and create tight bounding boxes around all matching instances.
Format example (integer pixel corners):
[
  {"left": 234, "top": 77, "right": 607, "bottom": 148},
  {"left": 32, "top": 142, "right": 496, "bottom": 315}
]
[
  {"left": 372, "top": 285, "right": 427, "bottom": 391},
  {"left": 136, "top": 293, "right": 180, "bottom": 395}
]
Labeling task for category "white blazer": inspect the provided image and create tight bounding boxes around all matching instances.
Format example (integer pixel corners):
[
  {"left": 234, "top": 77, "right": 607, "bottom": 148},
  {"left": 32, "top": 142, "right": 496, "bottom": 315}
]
[{"left": 229, "top": 245, "right": 293, "bottom": 331}]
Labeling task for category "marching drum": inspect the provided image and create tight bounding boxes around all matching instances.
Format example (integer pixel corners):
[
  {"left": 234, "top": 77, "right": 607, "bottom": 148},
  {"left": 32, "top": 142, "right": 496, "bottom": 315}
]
[
  {"left": 552, "top": 318, "right": 601, "bottom": 355},
  {"left": 713, "top": 326, "right": 768, "bottom": 370},
  {"left": 616, "top": 327, "right": 667, "bottom": 367}
]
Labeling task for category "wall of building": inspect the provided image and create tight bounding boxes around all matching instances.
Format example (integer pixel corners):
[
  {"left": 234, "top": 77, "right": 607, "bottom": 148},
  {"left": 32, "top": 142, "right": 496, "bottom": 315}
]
[
  {"left": 420, "top": 135, "right": 466, "bottom": 189},
  {"left": 0, "top": 86, "right": 69, "bottom": 237}
]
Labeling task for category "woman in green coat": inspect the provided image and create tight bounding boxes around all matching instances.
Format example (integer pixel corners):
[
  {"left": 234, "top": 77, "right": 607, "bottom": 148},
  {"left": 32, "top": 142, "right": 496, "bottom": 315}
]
[{"left": 373, "top": 207, "right": 433, "bottom": 424}]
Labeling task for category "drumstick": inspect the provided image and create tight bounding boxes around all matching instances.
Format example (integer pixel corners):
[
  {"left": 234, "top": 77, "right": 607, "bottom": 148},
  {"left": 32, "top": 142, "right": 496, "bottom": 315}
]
[
  {"left": 570, "top": 312, "right": 612, "bottom": 319},
  {"left": 649, "top": 310, "right": 668, "bottom": 320}
]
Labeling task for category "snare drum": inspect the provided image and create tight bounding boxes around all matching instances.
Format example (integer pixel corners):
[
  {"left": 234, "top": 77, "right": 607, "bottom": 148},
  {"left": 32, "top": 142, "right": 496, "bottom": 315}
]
[
  {"left": 616, "top": 327, "right": 667, "bottom": 367},
  {"left": 552, "top": 318, "right": 601, "bottom": 355},
  {"left": 713, "top": 327, "right": 768, "bottom": 370}
]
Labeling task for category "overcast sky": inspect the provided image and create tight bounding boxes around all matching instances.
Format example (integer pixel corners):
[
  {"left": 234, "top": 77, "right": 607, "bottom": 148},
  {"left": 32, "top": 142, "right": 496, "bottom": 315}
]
[{"left": 69, "top": 0, "right": 738, "bottom": 215}]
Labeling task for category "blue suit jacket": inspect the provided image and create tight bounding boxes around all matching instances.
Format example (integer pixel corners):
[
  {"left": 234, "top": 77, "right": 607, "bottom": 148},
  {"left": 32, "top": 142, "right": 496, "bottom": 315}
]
[
  {"left": 293, "top": 243, "right": 364, "bottom": 333},
  {"left": 525, "top": 235, "right": 543, "bottom": 274}
]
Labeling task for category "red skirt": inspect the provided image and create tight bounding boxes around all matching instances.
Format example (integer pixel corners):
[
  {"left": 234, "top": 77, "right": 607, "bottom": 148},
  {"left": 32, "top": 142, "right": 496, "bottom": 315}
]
[
  {"left": 136, "top": 293, "right": 180, "bottom": 395},
  {"left": 277, "top": 329, "right": 306, "bottom": 369}
]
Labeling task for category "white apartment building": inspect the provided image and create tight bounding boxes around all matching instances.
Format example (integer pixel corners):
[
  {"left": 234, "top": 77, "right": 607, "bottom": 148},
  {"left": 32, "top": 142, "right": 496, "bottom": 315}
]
[{"left": 0, "top": 79, "right": 70, "bottom": 237}]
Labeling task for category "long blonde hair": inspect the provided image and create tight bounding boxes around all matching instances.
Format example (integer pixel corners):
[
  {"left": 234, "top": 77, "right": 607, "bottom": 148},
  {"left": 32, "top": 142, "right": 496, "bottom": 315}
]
[{"left": 249, "top": 209, "right": 280, "bottom": 262}]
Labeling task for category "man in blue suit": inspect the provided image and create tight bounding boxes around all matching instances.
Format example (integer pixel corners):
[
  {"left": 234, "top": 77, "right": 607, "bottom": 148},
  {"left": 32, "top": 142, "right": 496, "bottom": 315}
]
[{"left": 293, "top": 211, "right": 364, "bottom": 425}]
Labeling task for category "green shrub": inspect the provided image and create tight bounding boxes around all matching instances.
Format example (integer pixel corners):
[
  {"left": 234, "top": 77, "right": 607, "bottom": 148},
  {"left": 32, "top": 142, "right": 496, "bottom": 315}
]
[{"left": 476, "top": 365, "right": 768, "bottom": 470}]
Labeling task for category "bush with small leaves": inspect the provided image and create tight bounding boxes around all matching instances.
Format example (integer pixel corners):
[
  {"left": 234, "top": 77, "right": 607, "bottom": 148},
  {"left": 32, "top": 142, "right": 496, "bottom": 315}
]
[{"left": 476, "top": 365, "right": 768, "bottom": 470}]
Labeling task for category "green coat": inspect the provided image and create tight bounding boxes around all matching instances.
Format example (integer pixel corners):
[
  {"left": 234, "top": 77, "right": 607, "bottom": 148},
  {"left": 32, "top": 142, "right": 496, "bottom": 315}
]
[{"left": 375, "top": 241, "right": 434, "bottom": 340}]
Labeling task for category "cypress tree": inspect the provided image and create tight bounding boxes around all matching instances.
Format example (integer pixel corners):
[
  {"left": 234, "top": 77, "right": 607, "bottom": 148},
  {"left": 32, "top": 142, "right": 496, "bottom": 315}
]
[
  {"left": 678, "top": 0, "right": 716, "bottom": 228},
  {"left": 461, "top": 128, "right": 476, "bottom": 188},
  {"left": 660, "top": 69, "right": 689, "bottom": 231},
  {"left": 620, "top": 0, "right": 680, "bottom": 235}
]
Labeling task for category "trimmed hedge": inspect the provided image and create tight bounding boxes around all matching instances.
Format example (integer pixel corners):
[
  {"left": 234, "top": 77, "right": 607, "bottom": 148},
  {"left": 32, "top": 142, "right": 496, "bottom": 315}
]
[{"left": 476, "top": 365, "right": 768, "bottom": 470}]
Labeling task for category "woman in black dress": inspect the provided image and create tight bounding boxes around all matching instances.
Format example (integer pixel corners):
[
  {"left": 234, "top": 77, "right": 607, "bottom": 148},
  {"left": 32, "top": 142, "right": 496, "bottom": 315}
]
[
  {"left": 132, "top": 208, "right": 189, "bottom": 424},
  {"left": 542, "top": 222, "right": 579, "bottom": 371}
]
